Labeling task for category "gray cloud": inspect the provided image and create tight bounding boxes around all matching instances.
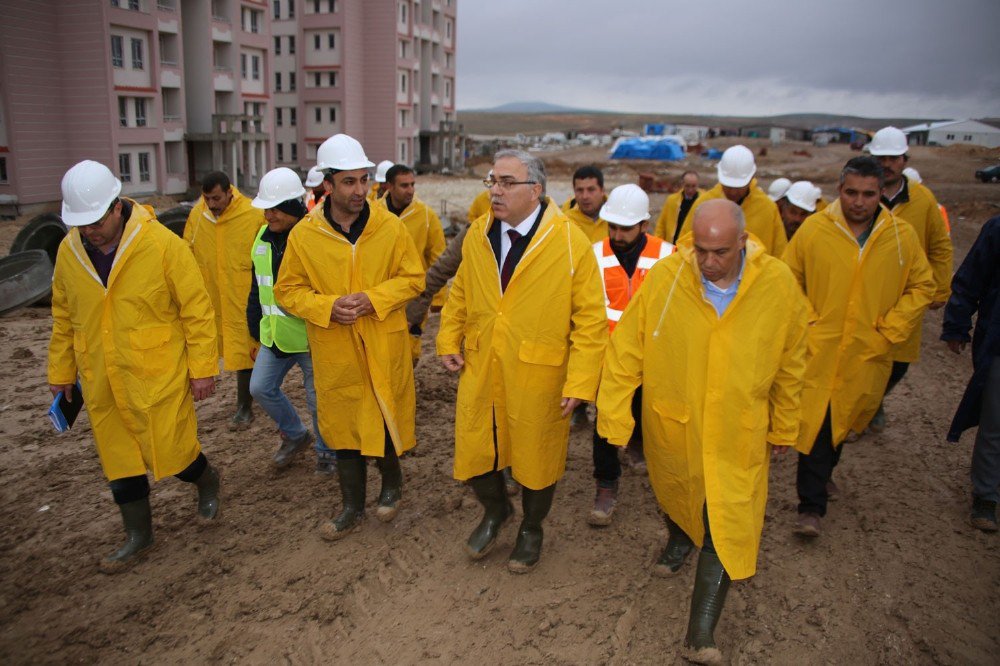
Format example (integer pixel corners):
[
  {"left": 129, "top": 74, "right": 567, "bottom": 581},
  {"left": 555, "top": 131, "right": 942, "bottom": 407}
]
[{"left": 457, "top": 0, "right": 1000, "bottom": 117}]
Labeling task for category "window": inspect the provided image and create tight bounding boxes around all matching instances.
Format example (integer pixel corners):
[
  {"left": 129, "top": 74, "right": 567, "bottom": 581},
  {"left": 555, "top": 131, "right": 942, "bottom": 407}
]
[
  {"left": 446, "top": 19, "right": 451, "bottom": 39},
  {"left": 946, "top": 133, "right": 955, "bottom": 140},
  {"left": 138, "top": 152, "right": 150, "bottom": 182},
  {"left": 313, "top": 73, "right": 321, "bottom": 86},
  {"left": 965, "top": 134, "right": 973, "bottom": 141},
  {"left": 313, "top": 0, "right": 319, "bottom": 12},
  {"left": 119, "top": 98, "right": 129, "bottom": 127},
  {"left": 273, "top": 0, "right": 280, "bottom": 19},
  {"left": 129, "top": 0, "right": 140, "bottom": 8},
  {"left": 400, "top": 71, "right": 407, "bottom": 93},
  {"left": 0, "top": 157, "right": 7, "bottom": 184},
  {"left": 135, "top": 98, "right": 147, "bottom": 126},
  {"left": 241, "top": 53, "right": 247, "bottom": 78},
  {"left": 399, "top": 109, "right": 407, "bottom": 127},
  {"left": 289, "top": 72, "right": 296, "bottom": 91},
  {"left": 328, "top": 107, "right": 336, "bottom": 122},
  {"left": 244, "top": 8, "right": 260, "bottom": 33},
  {"left": 274, "top": 36, "right": 281, "bottom": 54},
  {"left": 119, "top": 154, "right": 132, "bottom": 183},
  {"left": 328, "top": 0, "right": 335, "bottom": 11},
  {"left": 445, "top": 79, "right": 451, "bottom": 101},
  {"left": 313, "top": 34, "right": 320, "bottom": 50},
  {"left": 315, "top": 107, "right": 321, "bottom": 123},
  {"left": 131, "top": 38, "right": 144, "bottom": 69},
  {"left": 288, "top": 36, "right": 296, "bottom": 54},
  {"left": 275, "top": 72, "right": 282, "bottom": 91},
  {"left": 251, "top": 55, "right": 260, "bottom": 80},
  {"left": 328, "top": 72, "right": 337, "bottom": 87},
  {"left": 111, "top": 35, "right": 124, "bottom": 67},
  {"left": 288, "top": 0, "right": 294, "bottom": 18},
  {"left": 277, "top": 143, "right": 284, "bottom": 162},
  {"left": 399, "top": 40, "right": 407, "bottom": 58},
  {"left": 276, "top": 108, "right": 283, "bottom": 126},
  {"left": 290, "top": 143, "right": 297, "bottom": 161},
  {"left": 400, "top": 2, "right": 406, "bottom": 24},
  {"left": 399, "top": 140, "right": 407, "bottom": 163},
  {"left": 327, "top": 33, "right": 335, "bottom": 49},
  {"left": 289, "top": 108, "right": 296, "bottom": 126}
]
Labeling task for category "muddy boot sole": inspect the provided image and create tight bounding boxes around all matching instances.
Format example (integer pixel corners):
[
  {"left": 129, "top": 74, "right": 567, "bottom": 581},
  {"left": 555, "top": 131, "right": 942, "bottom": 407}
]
[
  {"left": 682, "top": 645, "right": 725, "bottom": 665},
  {"left": 320, "top": 515, "right": 364, "bottom": 541},
  {"left": 98, "top": 541, "right": 156, "bottom": 575}
]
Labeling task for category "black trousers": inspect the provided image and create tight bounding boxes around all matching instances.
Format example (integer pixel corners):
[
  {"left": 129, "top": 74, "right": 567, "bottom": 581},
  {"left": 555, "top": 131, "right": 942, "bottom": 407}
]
[
  {"left": 796, "top": 406, "right": 842, "bottom": 516},
  {"left": 108, "top": 453, "right": 208, "bottom": 505},
  {"left": 668, "top": 504, "right": 716, "bottom": 554},
  {"left": 593, "top": 387, "right": 643, "bottom": 486},
  {"left": 336, "top": 425, "right": 393, "bottom": 460},
  {"left": 885, "top": 361, "right": 910, "bottom": 396}
]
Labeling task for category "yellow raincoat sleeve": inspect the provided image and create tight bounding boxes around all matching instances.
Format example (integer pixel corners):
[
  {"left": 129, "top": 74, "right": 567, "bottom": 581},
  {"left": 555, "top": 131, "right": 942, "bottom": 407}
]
[
  {"left": 274, "top": 234, "right": 340, "bottom": 329},
  {"left": 435, "top": 237, "right": 469, "bottom": 356},
  {"left": 595, "top": 282, "right": 647, "bottom": 447},
  {"left": 47, "top": 256, "right": 77, "bottom": 385},
  {"left": 781, "top": 227, "right": 821, "bottom": 323},
  {"left": 923, "top": 194, "right": 953, "bottom": 302},
  {"left": 767, "top": 279, "right": 809, "bottom": 448},
  {"left": 766, "top": 204, "right": 788, "bottom": 257},
  {"left": 877, "top": 226, "right": 936, "bottom": 344},
  {"left": 364, "top": 225, "right": 425, "bottom": 321},
  {"left": 562, "top": 229, "right": 608, "bottom": 402},
  {"left": 163, "top": 235, "right": 219, "bottom": 379}
]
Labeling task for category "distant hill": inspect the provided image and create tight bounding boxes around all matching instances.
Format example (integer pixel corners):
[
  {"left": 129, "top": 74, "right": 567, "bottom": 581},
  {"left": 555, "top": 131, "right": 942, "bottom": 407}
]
[{"left": 463, "top": 101, "right": 597, "bottom": 114}]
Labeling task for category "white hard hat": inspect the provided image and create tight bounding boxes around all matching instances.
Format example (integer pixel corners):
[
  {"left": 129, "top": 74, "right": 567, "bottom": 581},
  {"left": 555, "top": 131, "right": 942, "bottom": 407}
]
[
  {"left": 304, "top": 166, "right": 325, "bottom": 188},
  {"left": 61, "top": 160, "right": 123, "bottom": 227},
  {"left": 868, "top": 127, "right": 908, "bottom": 156},
  {"left": 717, "top": 145, "right": 756, "bottom": 188},
  {"left": 767, "top": 177, "right": 792, "bottom": 201},
  {"left": 374, "top": 160, "right": 395, "bottom": 183},
  {"left": 785, "top": 181, "right": 821, "bottom": 213},
  {"left": 599, "top": 184, "right": 650, "bottom": 227},
  {"left": 902, "top": 166, "right": 922, "bottom": 183},
  {"left": 252, "top": 167, "right": 306, "bottom": 209},
  {"left": 316, "top": 133, "right": 375, "bottom": 171}
]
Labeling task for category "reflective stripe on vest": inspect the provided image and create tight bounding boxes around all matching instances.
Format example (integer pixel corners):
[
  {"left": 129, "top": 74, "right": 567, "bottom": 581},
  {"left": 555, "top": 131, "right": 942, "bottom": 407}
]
[
  {"left": 593, "top": 234, "right": 675, "bottom": 332},
  {"left": 251, "top": 226, "right": 309, "bottom": 353}
]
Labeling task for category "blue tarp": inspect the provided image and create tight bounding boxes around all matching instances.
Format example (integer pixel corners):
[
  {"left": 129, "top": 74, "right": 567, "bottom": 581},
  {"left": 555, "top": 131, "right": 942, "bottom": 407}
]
[
  {"left": 610, "top": 137, "right": 685, "bottom": 161},
  {"left": 702, "top": 148, "right": 723, "bottom": 160}
]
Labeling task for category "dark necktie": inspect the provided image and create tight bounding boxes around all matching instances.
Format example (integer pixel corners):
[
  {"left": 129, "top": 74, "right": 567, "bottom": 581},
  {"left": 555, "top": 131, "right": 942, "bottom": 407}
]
[{"left": 500, "top": 229, "right": 521, "bottom": 291}]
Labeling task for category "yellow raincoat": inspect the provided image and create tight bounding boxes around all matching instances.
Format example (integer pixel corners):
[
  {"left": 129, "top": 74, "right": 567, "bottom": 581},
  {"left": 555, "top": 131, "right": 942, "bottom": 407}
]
[
  {"left": 48, "top": 202, "right": 218, "bottom": 481},
  {"left": 394, "top": 196, "right": 447, "bottom": 358},
  {"left": 467, "top": 189, "right": 492, "bottom": 224},
  {"left": 437, "top": 200, "right": 607, "bottom": 490},
  {"left": 688, "top": 181, "right": 788, "bottom": 256},
  {"left": 561, "top": 196, "right": 608, "bottom": 243},
  {"left": 596, "top": 240, "right": 808, "bottom": 580},
  {"left": 653, "top": 188, "right": 705, "bottom": 242},
  {"left": 367, "top": 182, "right": 386, "bottom": 208},
  {"left": 273, "top": 203, "right": 424, "bottom": 455},
  {"left": 183, "top": 186, "right": 264, "bottom": 371},
  {"left": 885, "top": 178, "right": 953, "bottom": 362},
  {"left": 782, "top": 200, "right": 935, "bottom": 450}
]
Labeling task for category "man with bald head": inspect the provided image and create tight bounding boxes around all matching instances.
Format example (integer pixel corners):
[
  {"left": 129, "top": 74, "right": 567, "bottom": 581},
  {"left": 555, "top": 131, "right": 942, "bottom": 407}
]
[{"left": 597, "top": 199, "right": 809, "bottom": 664}]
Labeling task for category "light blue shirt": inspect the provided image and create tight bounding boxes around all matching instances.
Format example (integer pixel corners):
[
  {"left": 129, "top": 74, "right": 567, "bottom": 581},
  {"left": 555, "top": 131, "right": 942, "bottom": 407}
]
[{"left": 700, "top": 252, "right": 746, "bottom": 317}]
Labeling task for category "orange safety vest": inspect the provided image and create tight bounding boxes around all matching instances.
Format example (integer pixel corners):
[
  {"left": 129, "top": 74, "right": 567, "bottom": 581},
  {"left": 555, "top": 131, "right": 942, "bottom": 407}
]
[{"left": 594, "top": 233, "right": 675, "bottom": 332}]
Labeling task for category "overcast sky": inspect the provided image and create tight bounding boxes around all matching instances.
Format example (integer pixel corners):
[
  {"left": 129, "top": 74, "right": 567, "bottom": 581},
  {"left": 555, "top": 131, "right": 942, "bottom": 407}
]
[{"left": 456, "top": 0, "right": 1000, "bottom": 119}]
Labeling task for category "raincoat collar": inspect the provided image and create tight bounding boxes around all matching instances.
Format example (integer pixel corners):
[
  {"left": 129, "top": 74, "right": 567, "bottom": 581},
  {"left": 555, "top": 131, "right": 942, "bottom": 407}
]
[{"left": 68, "top": 198, "right": 152, "bottom": 290}]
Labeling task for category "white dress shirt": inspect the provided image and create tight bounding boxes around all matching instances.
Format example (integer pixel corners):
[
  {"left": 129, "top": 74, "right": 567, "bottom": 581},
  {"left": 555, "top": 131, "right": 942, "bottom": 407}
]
[{"left": 499, "top": 203, "right": 541, "bottom": 267}]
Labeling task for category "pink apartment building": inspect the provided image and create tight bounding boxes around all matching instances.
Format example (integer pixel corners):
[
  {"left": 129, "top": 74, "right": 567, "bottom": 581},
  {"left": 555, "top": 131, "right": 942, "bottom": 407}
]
[{"left": 0, "top": 0, "right": 459, "bottom": 211}]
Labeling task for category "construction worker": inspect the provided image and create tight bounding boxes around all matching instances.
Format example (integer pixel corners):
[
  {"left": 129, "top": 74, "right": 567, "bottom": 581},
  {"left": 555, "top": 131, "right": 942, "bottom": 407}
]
[
  {"left": 597, "top": 199, "right": 809, "bottom": 665},
  {"left": 653, "top": 170, "right": 704, "bottom": 244},
  {"left": 437, "top": 149, "right": 606, "bottom": 573},
  {"left": 273, "top": 134, "right": 424, "bottom": 540},
  {"left": 467, "top": 186, "right": 492, "bottom": 224},
  {"left": 304, "top": 166, "right": 326, "bottom": 211},
  {"left": 783, "top": 156, "right": 935, "bottom": 537},
  {"left": 382, "top": 163, "right": 447, "bottom": 363},
  {"left": 941, "top": 216, "right": 1000, "bottom": 532},
  {"left": 903, "top": 166, "right": 951, "bottom": 233},
  {"left": 867, "top": 127, "right": 953, "bottom": 432},
  {"left": 49, "top": 160, "right": 221, "bottom": 573},
  {"left": 367, "top": 159, "right": 394, "bottom": 207},
  {"left": 183, "top": 171, "right": 265, "bottom": 427},
  {"left": 688, "top": 145, "right": 787, "bottom": 256},
  {"left": 767, "top": 177, "right": 791, "bottom": 203},
  {"left": 562, "top": 165, "right": 609, "bottom": 243},
  {"left": 588, "top": 184, "right": 675, "bottom": 527},
  {"left": 777, "top": 181, "right": 822, "bottom": 239},
  {"left": 246, "top": 167, "right": 336, "bottom": 474}
]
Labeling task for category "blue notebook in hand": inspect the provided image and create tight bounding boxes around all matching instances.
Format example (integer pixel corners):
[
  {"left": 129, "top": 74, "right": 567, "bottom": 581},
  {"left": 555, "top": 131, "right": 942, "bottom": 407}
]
[{"left": 48, "top": 383, "right": 84, "bottom": 433}]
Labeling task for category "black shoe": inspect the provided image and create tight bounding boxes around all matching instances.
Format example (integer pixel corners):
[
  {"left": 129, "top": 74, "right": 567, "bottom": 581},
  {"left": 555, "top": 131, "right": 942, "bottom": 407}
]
[
  {"left": 99, "top": 497, "right": 154, "bottom": 574},
  {"left": 508, "top": 484, "right": 556, "bottom": 573},
  {"left": 971, "top": 497, "right": 998, "bottom": 532},
  {"left": 274, "top": 431, "right": 313, "bottom": 468},
  {"left": 654, "top": 516, "right": 693, "bottom": 576},
  {"left": 466, "top": 471, "right": 514, "bottom": 559}
]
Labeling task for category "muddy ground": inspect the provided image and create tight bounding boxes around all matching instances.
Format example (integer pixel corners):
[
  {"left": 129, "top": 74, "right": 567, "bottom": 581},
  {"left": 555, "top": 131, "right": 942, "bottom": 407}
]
[{"left": 0, "top": 142, "right": 998, "bottom": 664}]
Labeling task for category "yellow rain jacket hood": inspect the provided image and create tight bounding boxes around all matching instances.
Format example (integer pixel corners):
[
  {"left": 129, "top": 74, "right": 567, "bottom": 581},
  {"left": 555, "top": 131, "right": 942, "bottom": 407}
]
[
  {"left": 48, "top": 202, "right": 218, "bottom": 481},
  {"left": 596, "top": 239, "right": 809, "bottom": 580},
  {"left": 782, "top": 200, "right": 935, "bottom": 449},
  {"left": 273, "top": 202, "right": 424, "bottom": 455},
  {"left": 689, "top": 180, "right": 788, "bottom": 256},
  {"left": 437, "top": 199, "right": 607, "bottom": 490},
  {"left": 562, "top": 196, "right": 609, "bottom": 244},
  {"left": 653, "top": 188, "right": 705, "bottom": 243},
  {"left": 183, "top": 186, "right": 265, "bottom": 371}
]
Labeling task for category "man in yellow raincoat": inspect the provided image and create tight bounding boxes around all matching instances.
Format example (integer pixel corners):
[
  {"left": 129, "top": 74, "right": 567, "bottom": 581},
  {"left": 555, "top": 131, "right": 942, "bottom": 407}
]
[
  {"left": 561, "top": 165, "right": 609, "bottom": 244},
  {"left": 437, "top": 149, "right": 606, "bottom": 574},
  {"left": 597, "top": 199, "right": 809, "bottom": 665},
  {"left": 183, "top": 171, "right": 265, "bottom": 427},
  {"left": 653, "top": 170, "right": 704, "bottom": 244},
  {"left": 867, "top": 127, "right": 953, "bottom": 432},
  {"left": 783, "top": 156, "right": 935, "bottom": 538},
  {"left": 274, "top": 134, "right": 424, "bottom": 541},
  {"left": 381, "top": 163, "right": 446, "bottom": 363},
  {"left": 49, "top": 160, "right": 221, "bottom": 573},
  {"left": 688, "top": 145, "right": 788, "bottom": 256}
]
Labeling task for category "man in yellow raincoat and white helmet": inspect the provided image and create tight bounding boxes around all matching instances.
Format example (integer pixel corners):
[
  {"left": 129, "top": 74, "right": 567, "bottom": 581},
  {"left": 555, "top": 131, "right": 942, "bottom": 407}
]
[
  {"left": 274, "top": 134, "right": 424, "bottom": 541},
  {"left": 183, "top": 171, "right": 265, "bottom": 427},
  {"left": 597, "top": 198, "right": 809, "bottom": 665},
  {"left": 48, "top": 160, "right": 221, "bottom": 573},
  {"left": 437, "top": 149, "right": 606, "bottom": 574}
]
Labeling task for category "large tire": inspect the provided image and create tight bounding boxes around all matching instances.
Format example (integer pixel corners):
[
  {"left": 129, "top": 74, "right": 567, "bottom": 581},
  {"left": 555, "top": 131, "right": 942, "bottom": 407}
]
[
  {"left": 9, "top": 213, "right": 67, "bottom": 265},
  {"left": 0, "top": 250, "right": 54, "bottom": 316},
  {"left": 158, "top": 205, "right": 192, "bottom": 237}
]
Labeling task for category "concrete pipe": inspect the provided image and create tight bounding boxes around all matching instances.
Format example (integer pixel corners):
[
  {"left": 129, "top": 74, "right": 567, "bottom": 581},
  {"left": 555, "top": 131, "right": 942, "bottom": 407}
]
[{"left": 0, "top": 250, "right": 54, "bottom": 316}]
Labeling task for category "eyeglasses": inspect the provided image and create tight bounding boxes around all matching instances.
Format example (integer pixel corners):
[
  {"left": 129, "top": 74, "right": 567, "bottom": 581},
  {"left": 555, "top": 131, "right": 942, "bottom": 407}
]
[
  {"left": 81, "top": 202, "right": 117, "bottom": 229},
  {"left": 483, "top": 178, "right": 537, "bottom": 192}
]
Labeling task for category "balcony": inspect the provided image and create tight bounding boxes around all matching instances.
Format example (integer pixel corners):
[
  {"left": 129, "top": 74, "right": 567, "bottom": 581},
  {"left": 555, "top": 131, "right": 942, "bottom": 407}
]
[{"left": 156, "top": 0, "right": 176, "bottom": 10}]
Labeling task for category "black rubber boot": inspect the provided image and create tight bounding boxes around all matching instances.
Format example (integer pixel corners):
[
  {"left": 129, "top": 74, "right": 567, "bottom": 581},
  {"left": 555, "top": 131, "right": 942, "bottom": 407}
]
[
  {"left": 654, "top": 513, "right": 694, "bottom": 577},
  {"left": 99, "top": 497, "right": 154, "bottom": 574},
  {"left": 194, "top": 464, "right": 222, "bottom": 520},
  {"left": 507, "top": 483, "right": 556, "bottom": 574},
  {"left": 374, "top": 444, "right": 403, "bottom": 523},
  {"left": 683, "top": 550, "right": 731, "bottom": 665},
  {"left": 231, "top": 368, "right": 254, "bottom": 428},
  {"left": 502, "top": 466, "right": 520, "bottom": 496},
  {"left": 321, "top": 457, "right": 367, "bottom": 540},
  {"left": 466, "top": 471, "right": 514, "bottom": 560}
]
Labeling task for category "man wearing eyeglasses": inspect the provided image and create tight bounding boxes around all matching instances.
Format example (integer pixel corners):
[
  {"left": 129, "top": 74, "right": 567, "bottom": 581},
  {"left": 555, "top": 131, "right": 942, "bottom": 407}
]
[{"left": 437, "top": 149, "right": 606, "bottom": 573}]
